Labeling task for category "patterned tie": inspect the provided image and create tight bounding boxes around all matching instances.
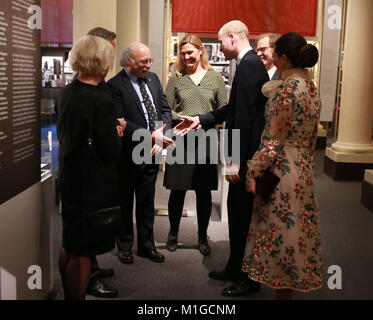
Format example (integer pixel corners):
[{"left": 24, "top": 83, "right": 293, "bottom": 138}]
[{"left": 138, "top": 78, "right": 157, "bottom": 132}]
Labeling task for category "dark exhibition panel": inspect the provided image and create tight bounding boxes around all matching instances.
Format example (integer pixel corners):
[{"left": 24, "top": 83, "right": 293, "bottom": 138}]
[{"left": 0, "top": 0, "right": 41, "bottom": 205}]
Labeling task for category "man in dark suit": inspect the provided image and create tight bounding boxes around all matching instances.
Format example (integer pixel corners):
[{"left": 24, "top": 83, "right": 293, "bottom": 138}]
[
  {"left": 255, "top": 33, "right": 281, "bottom": 80},
  {"left": 107, "top": 42, "right": 173, "bottom": 264},
  {"left": 176, "top": 20, "right": 269, "bottom": 297}
]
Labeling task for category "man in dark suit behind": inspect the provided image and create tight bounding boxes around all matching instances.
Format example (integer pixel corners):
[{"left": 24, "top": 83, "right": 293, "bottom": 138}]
[
  {"left": 107, "top": 43, "right": 173, "bottom": 264},
  {"left": 176, "top": 20, "right": 269, "bottom": 297},
  {"left": 255, "top": 33, "right": 281, "bottom": 80}
]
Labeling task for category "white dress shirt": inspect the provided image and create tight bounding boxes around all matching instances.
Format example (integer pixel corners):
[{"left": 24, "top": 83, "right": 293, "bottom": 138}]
[
  {"left": 268, "top": 65, "right": 277, "bottom": 80},
  {"left": 236, "top": 46, "right": 253, "bottom": 65}
]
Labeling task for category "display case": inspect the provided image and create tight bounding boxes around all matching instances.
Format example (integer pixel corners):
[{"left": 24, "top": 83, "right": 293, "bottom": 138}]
[{"left": 40, "top": 47, "right": 71, "bottom": 180}]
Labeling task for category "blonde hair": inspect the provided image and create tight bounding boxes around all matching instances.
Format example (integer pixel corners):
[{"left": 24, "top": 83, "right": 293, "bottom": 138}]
[
  {"left": 70, "top": 35, "right": 114, "bottom": 76},
  {"left": 175, "top": 35, "right": 212, "bottom": 73},
  {"left": 256, "top": 33, "right": 281, "bottom": 48},
  {"left": 219, "top": 20, "right": 249, "bottom": 39}
]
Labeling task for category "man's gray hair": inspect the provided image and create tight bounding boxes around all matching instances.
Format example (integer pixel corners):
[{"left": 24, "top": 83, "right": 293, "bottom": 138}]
[{"left": 119, "top": 45, "right": 134, "bottom": 67}]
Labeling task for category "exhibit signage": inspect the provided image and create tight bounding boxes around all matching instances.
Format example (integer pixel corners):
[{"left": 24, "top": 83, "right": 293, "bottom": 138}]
[{"left": 0, "top": 0, "right": 41, "bottom": 205}]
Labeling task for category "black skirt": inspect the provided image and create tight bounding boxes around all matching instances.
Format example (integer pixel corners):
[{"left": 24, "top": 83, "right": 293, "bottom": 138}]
[
  {"left": 60, "top": 166, "right": 115, "bottom": 257},
  {"left": 163, "top": 133, "right": 219, "bottom": 191}
]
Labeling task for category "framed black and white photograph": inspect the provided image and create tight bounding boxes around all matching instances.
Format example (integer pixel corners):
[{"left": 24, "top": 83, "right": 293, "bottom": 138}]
[
  {"left": 41, "top": 56, "right": 64, "bottom": 87},
  {"left": 203, "top": 42, "right": 229, "bottom": 83}
]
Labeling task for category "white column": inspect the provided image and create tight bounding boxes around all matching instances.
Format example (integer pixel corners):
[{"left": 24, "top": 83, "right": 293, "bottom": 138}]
[
  {"left": 148, "top": 0, "right": 165, "bottom": 83},
  {"left": 326, "top": 0, "right": 373, "bottom": 164}
]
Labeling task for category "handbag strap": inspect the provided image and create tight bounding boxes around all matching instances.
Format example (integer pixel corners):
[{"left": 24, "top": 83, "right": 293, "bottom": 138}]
[{"left": 87, "top": 91, "right": 97, "bottom": 146}]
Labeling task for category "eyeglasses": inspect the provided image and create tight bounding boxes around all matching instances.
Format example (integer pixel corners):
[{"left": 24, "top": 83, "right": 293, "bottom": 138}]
[
  {"left": 134, "top": 58, "right": 154, "bottom": 65},
  {"left": 256, "top": 46, "right": 270, "bottom": 53}
]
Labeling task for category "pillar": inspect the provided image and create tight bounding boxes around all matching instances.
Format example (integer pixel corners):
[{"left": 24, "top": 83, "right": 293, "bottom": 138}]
[
  {"left": 73, "top": 0, "right": 118, "bottom": 79},
  {"left": 72, "top": 0, "right": 164, "bottom": 81},
  {"left": 324, "top": 0, "right": 373, "bottom": 180}
]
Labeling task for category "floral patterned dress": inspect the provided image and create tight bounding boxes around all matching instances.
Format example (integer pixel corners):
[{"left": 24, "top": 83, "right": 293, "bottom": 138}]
[{"left": 242, "top": 69, "right": 322, "bottom": 292}]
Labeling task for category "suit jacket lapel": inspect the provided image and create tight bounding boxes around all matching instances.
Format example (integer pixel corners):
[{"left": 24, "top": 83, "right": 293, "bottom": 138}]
[{"left": 120, "top": 70, "right": 147, "bottom": 121}]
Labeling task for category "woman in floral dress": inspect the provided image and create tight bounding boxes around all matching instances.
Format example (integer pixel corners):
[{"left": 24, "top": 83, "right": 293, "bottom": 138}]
[{"left": 243, "top": 32, "right": 322, "bottom": 299}]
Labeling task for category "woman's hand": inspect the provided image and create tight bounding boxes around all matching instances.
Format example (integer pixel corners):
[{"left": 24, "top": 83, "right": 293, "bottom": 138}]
[
  {"left": 224, "top": 163, "right": 240, "bottom": 183},
  {"left": 245, "top": 177, "right": 256, "bottom": 194},
  {"left": 116, "top": 125, "right": 124, "bottom": 137},
  {"left": 117, "top": 118, "right": 127, "bottom": 130}
]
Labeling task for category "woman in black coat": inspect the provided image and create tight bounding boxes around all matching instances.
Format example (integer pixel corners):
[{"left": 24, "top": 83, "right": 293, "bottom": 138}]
[{"left": 57, "top": 35, "right": 125, "bottom": 300}]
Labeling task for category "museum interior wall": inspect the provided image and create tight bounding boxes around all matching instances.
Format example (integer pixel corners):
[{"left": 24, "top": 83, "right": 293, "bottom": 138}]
[{"left": 1, "top": 0, "right": 373, "bottom": 300}]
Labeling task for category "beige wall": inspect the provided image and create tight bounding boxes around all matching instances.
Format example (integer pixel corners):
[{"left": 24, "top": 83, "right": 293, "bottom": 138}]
[
  {"left": 0, "top": 181, "right": 52, "bottom": 300},
  {"left": 115, "top": 0, "right": 140, "bottom": 73},
  {"left": 73, "top": 0, "right": 160, "bottom": 80},
  {"left": 73, "top": 0, "right": 118, "bottom": 79}
]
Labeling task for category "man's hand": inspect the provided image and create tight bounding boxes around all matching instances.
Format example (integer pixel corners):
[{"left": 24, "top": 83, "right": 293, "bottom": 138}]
[
  {"left": 152, "top": 124, "right": 175, "bottom": 149},
  {"left": 224, "top": 163, "right": 240, "bottom": 184},
  {"left": 151, "top": 144, "right": 163, "bottom": 156},
  {"left": 174, "top": 115, "right": 201, "bottom": 136}
]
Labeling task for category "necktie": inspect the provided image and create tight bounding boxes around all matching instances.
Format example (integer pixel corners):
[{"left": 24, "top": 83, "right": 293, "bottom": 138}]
[{"left": 138, "top": 78, "right": 157, "bottom": 132}]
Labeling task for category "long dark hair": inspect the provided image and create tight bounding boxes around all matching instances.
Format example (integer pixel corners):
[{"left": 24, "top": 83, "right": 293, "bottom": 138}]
[{"left": 275, "top": 32, "right": 319, "bottom": 68}]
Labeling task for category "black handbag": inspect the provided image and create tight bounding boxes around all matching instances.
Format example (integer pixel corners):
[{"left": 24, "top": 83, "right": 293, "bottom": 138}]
[
  {"left": 241, "top": 166, "right": 280, "bottom": 203},
  {"left": 82, "top": 104, "right": 122, "bottom": 245},
  {"left": 255, "top": 168, "right": 280, "bottom": 203}
]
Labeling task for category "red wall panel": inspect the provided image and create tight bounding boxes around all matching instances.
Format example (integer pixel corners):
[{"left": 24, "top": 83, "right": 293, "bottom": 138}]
[
  {"left": 172, "top": 0, "right": 318, "bottom": 36},
  {"left": 41, "top": 0, "right": 73, "bottom": 44}
]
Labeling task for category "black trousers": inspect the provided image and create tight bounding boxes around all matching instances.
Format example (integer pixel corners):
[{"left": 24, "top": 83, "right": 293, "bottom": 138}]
[
  {"left": 225, "top": 179, "right": 254, "bottom": 278},
  {"left": 168, "top": 189, "right": 212, "bottom": 238},
  {"left": 116, "top": 164, "right": 158, "bottom": 252}
]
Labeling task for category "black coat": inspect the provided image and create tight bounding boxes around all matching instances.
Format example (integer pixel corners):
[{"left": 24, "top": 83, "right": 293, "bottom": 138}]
[
  {"left": 199, "top": 50, "right": 269, "bottom": 169},
  {"left": 57, "top": 80, "right": 122, "bottom": 255}
]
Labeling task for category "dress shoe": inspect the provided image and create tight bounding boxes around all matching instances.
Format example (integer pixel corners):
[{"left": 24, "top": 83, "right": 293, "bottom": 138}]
[
  {"left": 166, "top": 232, "right": 178, "bottom": 252},
  {"left": 137, "top": 249, "right": 165, "bottom": 263},
  {"left": 222, "top": 279, "right": 261, "bottom": 297},
  {"left": 91, "top": 267, "right": 114, "bottom": 280},
  {"left": 208, "top": 270, "right": 237, "bottom": 281},
  {"left": 86, "top": 279, "right": 118, "bottom": 298},
  {"left": 198, "top": 238, "right": 211, "bottom": 256},
  {"left": 118, "top": 250, "right": 133, "bottom": 264}
]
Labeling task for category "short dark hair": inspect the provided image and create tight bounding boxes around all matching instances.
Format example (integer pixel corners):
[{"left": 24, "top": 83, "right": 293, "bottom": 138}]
[
  {"left": 87, "top": 27, "right": 116, "bottom": 41},
  {"left": 275, "top": 32, "right": 319, "bottom": 68}
]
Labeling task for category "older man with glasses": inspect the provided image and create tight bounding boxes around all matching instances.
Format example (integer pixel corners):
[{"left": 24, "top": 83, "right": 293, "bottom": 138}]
[{"left": 107, "top": 42, "right": 173, "bottom": 265}]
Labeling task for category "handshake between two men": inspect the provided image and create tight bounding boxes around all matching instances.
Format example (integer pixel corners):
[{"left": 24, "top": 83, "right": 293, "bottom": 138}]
[
  {"left": 151, "top": 115, "right": 200, "bottom": 156},
  {"left": 117, "top": 114, "right": 249, "bottom": 189}
]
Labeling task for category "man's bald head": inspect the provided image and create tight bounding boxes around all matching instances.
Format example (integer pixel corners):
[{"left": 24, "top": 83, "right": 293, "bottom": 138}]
[
  {"left": 217, "top": 20, "right": 250, "bottom": 60},
  {"left": 218, "top": 20, "right": 249, "bottom": 40}
]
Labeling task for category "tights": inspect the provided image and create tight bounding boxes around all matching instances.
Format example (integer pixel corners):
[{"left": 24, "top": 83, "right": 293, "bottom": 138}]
[
  {"left": 168, "top": 189, "right": 212, "bottom": 238},
  {"left": 58, "top": 247, "right": 91, "bottom": 300}
]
